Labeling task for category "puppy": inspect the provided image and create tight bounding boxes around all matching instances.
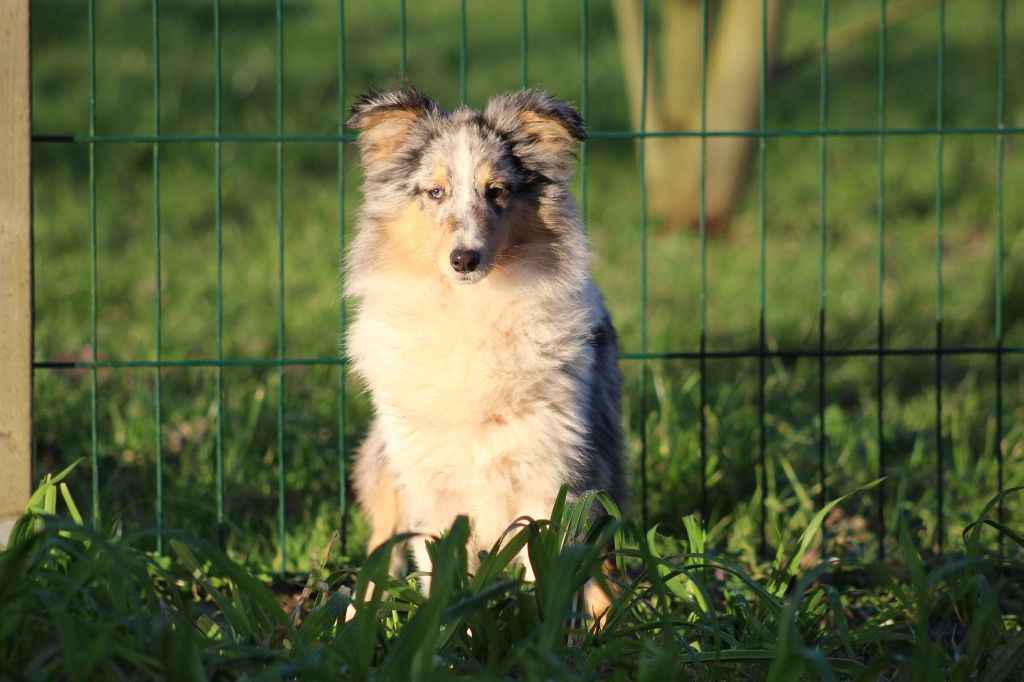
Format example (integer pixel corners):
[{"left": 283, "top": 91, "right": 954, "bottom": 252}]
[{"left": 344, "top": 86, "right": 624, "bottom": 620}]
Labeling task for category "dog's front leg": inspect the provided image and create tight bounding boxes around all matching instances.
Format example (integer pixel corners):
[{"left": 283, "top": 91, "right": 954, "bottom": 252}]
[
  {"left": 512, "top": 491, "right": 562, "bottom": 583},
  {"left": 409, "top": 535, "right": 434, "bottom": 596},
  {"left": 345, "top": 431, "right": 406, "bottom": 621},
  {"left": 514, "top": 491, "right": 616, "bottom": 630}
]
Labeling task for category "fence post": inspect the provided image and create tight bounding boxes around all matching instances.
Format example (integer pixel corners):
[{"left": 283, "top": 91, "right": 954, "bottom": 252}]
[{"left": 0, "top": 0, "right": 32, "bottom": 545}]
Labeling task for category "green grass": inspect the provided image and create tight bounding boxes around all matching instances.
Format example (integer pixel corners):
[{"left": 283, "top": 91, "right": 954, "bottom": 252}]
[
  {"left": 20, "top": 0, "right": 1024, "bottom": 675},
  {"left": 3, "top": 468, "right": 1024, "bottom": 679}
]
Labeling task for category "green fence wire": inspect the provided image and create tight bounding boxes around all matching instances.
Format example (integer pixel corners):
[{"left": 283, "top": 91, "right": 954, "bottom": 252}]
[
  {"left": 758, "top": 0, "right": 770, "bottom": 559},
  {"left": 274, "top": 0, "right": 287, "bottom": 573},
  {"left": 817, "top": 0, "right": 830, "bottom": 517},
  {"left": 995, "top": 0, "right": 1007, "bottom": 553},
  {"left": 876, "top": 0, "right": 888, "bottom": 559},
  {"left": 214, "top": 0, "right": 225, "bottom": 544},
  {"left": 337, "top": 0, "right": 349, "bottom": 557},
  {"left": 151, "top": 0, "right": 164, "bottom": 555},
  {"left": 638, "top": 0, "right": 649, "bottom": 529},
  {"left": 934, "top": 0, "right": 946, "bottom": 553},
  {"left": 30, "top": 0, "right": 1020, "bottom": 572}
]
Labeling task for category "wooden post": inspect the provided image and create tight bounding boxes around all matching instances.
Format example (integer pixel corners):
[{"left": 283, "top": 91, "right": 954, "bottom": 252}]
[{"left": 0, "top": 0, "right": 32, "bottom": 545}]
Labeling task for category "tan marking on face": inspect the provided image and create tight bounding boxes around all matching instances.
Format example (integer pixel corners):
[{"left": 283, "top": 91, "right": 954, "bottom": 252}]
[
  {"left": 479, "top": 193, "right": 561, "bottom": 280},
  {"left": 381, "top": 199, "right": 446, "bottom": 278},
  {"left": 504, "top": 198, "right": 554, "bottom": 249},
  {"left": 492, "top": 195, "right": 558, "bottom": 277},
  {"left": 475, "top": 163, "right": 500, "bottom": 194}
]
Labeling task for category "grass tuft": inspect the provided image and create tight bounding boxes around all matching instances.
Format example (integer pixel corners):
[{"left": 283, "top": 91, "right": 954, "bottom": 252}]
[{"left": 3, "top": 471, "right": 1023, "bottom": 679}]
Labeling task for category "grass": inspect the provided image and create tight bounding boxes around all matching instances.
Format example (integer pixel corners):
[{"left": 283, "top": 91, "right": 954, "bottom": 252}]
[
  {"left": 17, "top": 0, "right": 1024, "bottom": 676},
  {"left": 3, "top": 467, "right": 1023, "bottom": 678}
]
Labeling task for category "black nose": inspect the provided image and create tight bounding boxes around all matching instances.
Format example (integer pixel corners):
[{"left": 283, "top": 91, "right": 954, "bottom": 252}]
[{"left": 450, "top": 250, "right": 481, "bottom": 273}]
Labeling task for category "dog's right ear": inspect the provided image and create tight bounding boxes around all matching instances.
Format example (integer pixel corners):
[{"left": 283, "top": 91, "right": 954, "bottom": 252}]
[
  {"left": 483, "top": 90, "right": 586, "bottom": 184},
  {"left": 346, "top": 86, "right": 439, "bottom": 166}
]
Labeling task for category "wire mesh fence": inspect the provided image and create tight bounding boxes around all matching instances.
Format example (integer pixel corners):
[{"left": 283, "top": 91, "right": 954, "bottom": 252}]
[{"left": 28, "top": 0, "right": 1023, "bottom": 572}]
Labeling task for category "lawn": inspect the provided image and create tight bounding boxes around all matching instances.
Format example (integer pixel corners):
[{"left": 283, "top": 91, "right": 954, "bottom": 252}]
[{"left": 13, "top": 0, "right": 1024, "bottom": 676}]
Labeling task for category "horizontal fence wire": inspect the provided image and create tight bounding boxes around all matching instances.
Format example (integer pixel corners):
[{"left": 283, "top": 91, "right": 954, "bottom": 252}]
[
  {"left": 31, "top": 346, "right": 1024, "bottom": 371},
  {"left": 30, "top": 126, "right": 1024, "bottom": 144}
]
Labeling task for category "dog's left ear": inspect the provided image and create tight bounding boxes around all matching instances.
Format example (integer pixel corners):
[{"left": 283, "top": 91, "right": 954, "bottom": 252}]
[
  {"left": 347, "top": 86, "right": 440, "bottom": 166},
  {"left": 484, "top": 90, "right": 586, "bottom": 184}
]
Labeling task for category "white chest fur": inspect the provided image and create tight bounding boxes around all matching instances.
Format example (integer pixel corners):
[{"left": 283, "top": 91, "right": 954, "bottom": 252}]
[{"left": 347, "top": 271, "right": 600, "bottom": 540}]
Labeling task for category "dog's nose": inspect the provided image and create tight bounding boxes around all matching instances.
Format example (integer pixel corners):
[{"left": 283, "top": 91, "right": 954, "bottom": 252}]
[{"left": 450, "top": 250, "right": 481, "bottom": 273}]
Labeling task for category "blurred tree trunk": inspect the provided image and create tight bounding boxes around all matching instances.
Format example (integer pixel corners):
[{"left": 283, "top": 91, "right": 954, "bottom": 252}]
[{"left": 614, "top": 0, "right": 785, "bottom": 233}]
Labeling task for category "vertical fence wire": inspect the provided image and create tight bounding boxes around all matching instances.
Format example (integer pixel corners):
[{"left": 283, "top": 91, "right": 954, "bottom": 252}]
[
  {"left": 338, "top": 0, "right": 349, "bottom": 555},
  {"left": 519, "top": 0, "right": 528, "bottom": 88},
  {"left": 398, "top": 0, "right": 406, "bottom": 79},
  {"left": 151, "top": 0, "right": 164, "bottom": 555},
  {"left": 994, "top": 0, "right": 1006, "bottom": 552},
  {"left": 638, "top": 0, "right": 649, "bottom": 530},
  {"left": 757, "top": 0, "right": 769, "bottom": 557},
  {"left": 934, "top": 0, "right": 946, "bottom": 553},
  {"left": 275, "top": 0, "right": 287, "bottom": 572},
  {"left": 817, "top": 0, "right": 829, "bottom": 514},
  {"left": 214, "top": 0, "right": 225, "bottom": 543},
  {"left": 698, "top": 0, "right": 709, "bottom": 527},
  {"left": 876, "top": 0, "right": 888, "bottom": 560},
  {"left": 459, "top": 0, "right": 467, "bottom": 105},
  {"left": 88, "top": 0, "right": 100, "bottom": 528},
  {"left": 991, "top": 0, "right": 1007, "bottom": 548},
  {"left": 579, "top": 0, "right": 588, "bottom": 224}
]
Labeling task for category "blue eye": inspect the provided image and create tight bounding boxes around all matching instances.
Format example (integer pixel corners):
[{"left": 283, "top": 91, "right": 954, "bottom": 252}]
[{"left": 427, "top": 187, "right": 444, "bottom": 200}]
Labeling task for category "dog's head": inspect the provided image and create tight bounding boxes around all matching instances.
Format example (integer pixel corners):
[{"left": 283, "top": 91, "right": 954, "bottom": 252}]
[{"left": 347, "top": 86, "right": 585, "bottom": 285}]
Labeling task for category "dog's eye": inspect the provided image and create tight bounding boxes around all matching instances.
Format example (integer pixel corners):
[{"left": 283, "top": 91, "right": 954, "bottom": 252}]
[
  {"left": 485, "top": 185, "right": 507, "bottom": 202},
  {"left": 426, "top": 187, "right": 445, "bottom": 200}
]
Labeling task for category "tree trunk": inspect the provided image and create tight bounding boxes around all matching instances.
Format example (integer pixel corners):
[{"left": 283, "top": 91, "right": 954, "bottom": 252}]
[{"left": 615, "top": 0, "right": 785, "bottom": 232}]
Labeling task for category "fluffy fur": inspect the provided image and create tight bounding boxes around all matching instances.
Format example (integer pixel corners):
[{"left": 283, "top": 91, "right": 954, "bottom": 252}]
[{"left": 344, "top": 86, "right": 624, "bottom": 609}]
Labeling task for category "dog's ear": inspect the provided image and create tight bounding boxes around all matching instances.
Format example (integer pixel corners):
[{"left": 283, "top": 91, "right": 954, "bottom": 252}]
[
  {"left": 347, "top": 86, "right": 439, "bottom": 165},
  {"left": 483, "top": 90, "right": 586, "bottom": 183}
]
